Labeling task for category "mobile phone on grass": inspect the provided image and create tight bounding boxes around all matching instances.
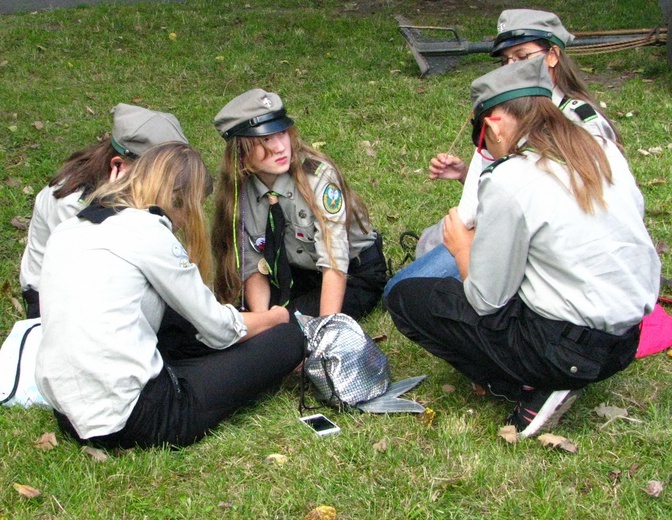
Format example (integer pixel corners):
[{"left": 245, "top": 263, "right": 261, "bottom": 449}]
[{"left": 300, "top": 414, "right": 341, "bottom": 437}]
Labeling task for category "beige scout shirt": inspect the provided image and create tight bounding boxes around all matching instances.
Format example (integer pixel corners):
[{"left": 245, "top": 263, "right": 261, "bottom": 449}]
[{"left": 242, "top": 156, "right": 376, "bottom": 281}]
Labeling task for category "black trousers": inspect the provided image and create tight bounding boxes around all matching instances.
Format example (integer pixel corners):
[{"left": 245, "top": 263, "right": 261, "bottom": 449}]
[
  {"left": 285, "top": 234, "right": 388, "bottom": 320},
  {"left": 55, "top": 322, "right": 304, "bottom": 449},
  {"left": 386, "top": 277, "right": 639, "bottom": 399}
]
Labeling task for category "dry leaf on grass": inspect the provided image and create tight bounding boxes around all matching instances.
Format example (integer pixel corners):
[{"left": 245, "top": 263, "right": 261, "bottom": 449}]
[
  {"left": 372, "top": 438, "right": 389, "bottom": 452},
  {"left": 305, "top": 505, "right": 337, "bottom": 520},
  {"left": 498, "top": 425, "right": 518, "bottom": 444},
  {"left": 263, "top": 453, "right": 288, "bottom": 466},
  {"left": 13, "top": 483, "right": 41, "bottom": 498},
  {"left": 417, "top": 407, "right": 436, "bottom": 427},
  {"left": 594, "top": 403, "right": 628, "bottom": 420},
  {"left": 642, "top": 480, "right": 664, "bottom": 498},
  {"left": 361, "top": 140, "right": 376, "bottom": 158},
  {"left": 11, "top": 216, "right": 29, "bottom": 230},
  {"left": 82, "top": 446, "right": 109, "bottom": 462},
  {"left": 537, "top": 433, "right": 578, "bottom": 453},
  {"left": 34, "top": 432, "right": 58, "bottom": 451},
  {"left": 442, "top": 384, "right": 455, "bottom": 394}
]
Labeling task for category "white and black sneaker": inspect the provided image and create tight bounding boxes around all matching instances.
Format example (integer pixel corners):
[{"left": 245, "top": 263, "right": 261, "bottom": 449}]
[{"left": 507, "top": 389, "right": 581, "bottom": 439}]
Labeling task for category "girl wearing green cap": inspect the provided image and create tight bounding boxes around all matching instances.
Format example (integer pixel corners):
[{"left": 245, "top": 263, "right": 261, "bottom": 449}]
[
  {"left": 385, "top": 9, "right": 621, "bottom": 297},
  {"left": 36, "top": 142, "right": 303, "bottom": 449},
  {"left": 387, "top": 58, "right": 659, "bottom": 439},
  {"left": 212, "top": 89, "right": 387, "bottom": 320}
]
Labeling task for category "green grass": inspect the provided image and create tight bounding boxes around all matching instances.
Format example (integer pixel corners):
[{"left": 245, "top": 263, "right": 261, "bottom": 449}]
[{"left": 1, "top": 0, "right": 671, "bottom": 518}]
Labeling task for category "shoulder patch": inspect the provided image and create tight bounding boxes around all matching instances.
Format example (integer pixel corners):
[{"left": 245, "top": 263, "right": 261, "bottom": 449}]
[{"left": 322, "top": 183, "right": 343, "bottom": 214}]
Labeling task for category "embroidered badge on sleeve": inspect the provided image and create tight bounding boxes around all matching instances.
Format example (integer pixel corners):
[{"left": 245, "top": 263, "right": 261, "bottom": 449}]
[{"left": 323, "top": 183, "right": 343, "bottom": 214}]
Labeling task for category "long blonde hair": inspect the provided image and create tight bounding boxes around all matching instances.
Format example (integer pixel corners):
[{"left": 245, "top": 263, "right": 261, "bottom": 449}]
[
  {"left": 212, "top": 126, "right": 370, "bottom": 305},
  {"left": 491, "top": 96, "right": 613, "bottom": 213},
  {"left": 89, "top": 142, "right": 213, "bottom": 281}
]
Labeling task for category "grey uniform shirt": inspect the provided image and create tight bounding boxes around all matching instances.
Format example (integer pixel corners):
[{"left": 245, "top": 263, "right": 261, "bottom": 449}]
[
  {"left": 242, "top": 157, "right": 376, "bottom": 281},
  {"left": 36, "top": 208, "right": 247, "bottom": 439},
  {"left": 464, "top": 140, "right": 660, "bottom": 335}
]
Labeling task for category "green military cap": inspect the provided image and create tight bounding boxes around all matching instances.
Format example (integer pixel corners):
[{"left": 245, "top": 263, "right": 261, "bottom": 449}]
[
  {"left": 214, "top": 89, "right": 294, "bottom": 141},
  {"left": 111, "top": 103, "right": 188, "bottom": 159},
  {"left": 491, "top": 9, "right": 575, "bottom": 56},
  {"left": 471, "top": 56, "right": 553, "bottom": 121}
]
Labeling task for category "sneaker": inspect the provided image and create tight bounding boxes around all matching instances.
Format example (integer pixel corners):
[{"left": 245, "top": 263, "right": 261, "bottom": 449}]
[{"left": 507, "top": 389, "right": 581, "bottom": 438}]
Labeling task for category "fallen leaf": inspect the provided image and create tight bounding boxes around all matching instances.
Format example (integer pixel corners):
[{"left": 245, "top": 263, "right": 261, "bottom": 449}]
[
  {"left": 218, "top": 501, "right": 234, "bottom": 509},
  {"left": 417, "top": 87, "right": 425, "bottom": 94},
  {"left": 11, "top": 216, "right": 29, "bottom": 230},
  {"left": 417, "top": 407, "right": 436, "bottom": 427},
  {"left": 599, "top": 101, "right": 607, "bottom": 108},
  {"left": 82, "top": 446, "right": 109, "bottom": 462},
  {"left": 23, "top": 185, "right": 34, "bottom": 195},
  {"left": 13, "top": 483, "right": 41, "bottom": 498},
  {"left": 629, "top": 463, "right": 642, "bottom": 477},
  {"left": 169, "top": 32, "right": 177, "bottom": 40},
  {"left": 594, "top": 403, "right": 628, "bottom": 420},
  {"left": 361, "top": 140, "right": 376, "bottom": 158},
  {"left": 637, "top": 148, "right": 650, "bottom": 156},
  {"left": 656, "top": 241, "right": 670, "bottom": 254},
  {"left": 36, "top": 45, "right": 47, "bottom": 52},
  {"left": 8, "top": 125, "right": 18, "bottom": 132},
  {"left": 372, "top": 438, "right": 388, "bottom": 452},
  {"left": 442, "top": 384, "right": 456, "bottom": 394},
  {"left": 471, "top": 383, "right": 486, "bottom": 396},
  {"left": 10, "top": 297, "right": 23, "bottom": 314},
  {"left": 642, "top": 480, "right": 664, "bottom": 498},
  {"left": 35, "top": 432, "right": 58, "bottom": 451},
  {"left": 33, "top": 121, "right": 43, "bottom": 130},
  {"left": 264, "top": 453, "right": 288, "bottom": 466},
  {"left": 0, "top": 60, "right": 8, "bottom": 67},
  {"left": 371, "top": 334, "right": 387, "bottom": 344},
  {"left": 538, "top": 433, "right": 578, "bottom": 453},
  {"left": 85, "top": 106, "right": 95, "bottom": 116},
  {"left": 607, "top": 469, "right": 622, "bottom": 483},
  {"left": 498, "top": 425, "right": 518, "bottom": 443},
  {"left": 648, "top": 146, "right": 663, "bottom": 154},
  {"left": 645, "top": 178, "right": 667, "bottom": 186},
  {"left": 580, "top": 67, "right": 595, "bottom": 73},
  {"left": 6, "top": 177, "right": 21, "bottom": 187},
  {"left": 305, "top": 505, "right": 337, "bottom": 520},
  {"left": 311, "top": 141, "right": 326, "bottom": 150}
]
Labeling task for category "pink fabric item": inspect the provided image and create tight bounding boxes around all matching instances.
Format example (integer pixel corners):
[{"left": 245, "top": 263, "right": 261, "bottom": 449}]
[{"left": 636, "top": 304, "right": 672, "bottom": 358}]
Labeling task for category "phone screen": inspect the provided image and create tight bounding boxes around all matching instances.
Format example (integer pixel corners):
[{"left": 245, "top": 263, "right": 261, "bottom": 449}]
[{"left": 305, "top": 415, "right": 337, "bottom": 432}]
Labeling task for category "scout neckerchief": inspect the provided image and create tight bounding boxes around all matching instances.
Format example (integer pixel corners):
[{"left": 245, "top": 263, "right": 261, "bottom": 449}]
[{"left": 264, "top": 191, "right": 293, "bottom": 307}]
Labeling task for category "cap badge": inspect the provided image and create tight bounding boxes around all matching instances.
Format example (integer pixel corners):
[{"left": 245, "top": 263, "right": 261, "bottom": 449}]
[{"left": 261, "top": 96, "right": 273, "bottom": 109}]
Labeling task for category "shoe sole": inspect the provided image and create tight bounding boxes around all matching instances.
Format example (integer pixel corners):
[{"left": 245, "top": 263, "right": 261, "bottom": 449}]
[{"left": 517, "top": 389, "right": 580, "bottom": 439}]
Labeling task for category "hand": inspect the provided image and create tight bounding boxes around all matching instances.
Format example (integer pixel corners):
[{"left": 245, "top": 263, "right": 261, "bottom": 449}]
[
  {"left": 442, "top": 207, "right": 474, "bottom": 257},
  {"left": 428, "top": 154, "right": 467, "bottom": 183}
]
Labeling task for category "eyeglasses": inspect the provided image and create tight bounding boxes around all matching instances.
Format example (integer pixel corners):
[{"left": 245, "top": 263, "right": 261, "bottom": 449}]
[
  {"left": 476, "top": 116, "right": 501, "bottom": 160},
  {"left": 496, "top": 49, "right": 548, "bottom": 66}
]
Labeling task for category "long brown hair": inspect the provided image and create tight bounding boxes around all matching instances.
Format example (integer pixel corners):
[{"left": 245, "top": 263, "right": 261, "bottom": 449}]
[
  {"left": 488, "top": 96, "right": 613, "bottom": 213},
  {"left": 89, "top": 142, "right": 213, "bottom": 281},
  {"left": 50, "top": 139, "right": 121, "bottom": 199},
  {"left": 537, "top": 41, "right": 621, "bottom": 145},
  {"left": 212, "top": 126, "right": 370, "bottom": 305}
]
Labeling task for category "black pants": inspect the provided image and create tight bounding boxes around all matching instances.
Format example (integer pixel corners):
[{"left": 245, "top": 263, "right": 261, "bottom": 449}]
[
  {"left": 285, "top": 234, "right": 388, "bottom": 320},
  {"left": 22, "top": 289, "right": 40, "bottom": 319},
  {"left": 55, "top": 322, "right": 304, "bottom": 449},
  {"left": 386, "top": 277, "right": 639, "bottom": 399}
]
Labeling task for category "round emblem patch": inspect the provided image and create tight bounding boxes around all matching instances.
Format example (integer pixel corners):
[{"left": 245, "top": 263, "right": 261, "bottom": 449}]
[{"left": 322, "top": 183, "right": 343, "bottom": 214}]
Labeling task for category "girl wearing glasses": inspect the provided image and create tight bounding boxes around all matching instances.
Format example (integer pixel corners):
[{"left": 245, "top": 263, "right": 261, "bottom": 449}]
[
  {"left": 386, "top": 57, "right": 659, "bottom": 438},
  {"left": 384, "top": 9, "right": 620, "bottom": 296}
]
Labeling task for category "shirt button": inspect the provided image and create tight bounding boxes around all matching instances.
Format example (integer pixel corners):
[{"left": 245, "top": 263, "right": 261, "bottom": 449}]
[
  {"left": 570, "top": 366, "right": 578, "bottom": 374},
  {"left": 286, "top": 191, "right": 293, "bottom": 198}
]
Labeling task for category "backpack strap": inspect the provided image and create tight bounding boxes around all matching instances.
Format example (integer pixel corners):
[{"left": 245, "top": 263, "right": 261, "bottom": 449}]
[{"left": 0, "top": 323, "right": 41, "bottom": 405}]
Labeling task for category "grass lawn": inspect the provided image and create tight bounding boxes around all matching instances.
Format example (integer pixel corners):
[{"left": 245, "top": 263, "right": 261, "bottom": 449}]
[{"left": 1, "top": 0, "right": 671, "bottom": 518}]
